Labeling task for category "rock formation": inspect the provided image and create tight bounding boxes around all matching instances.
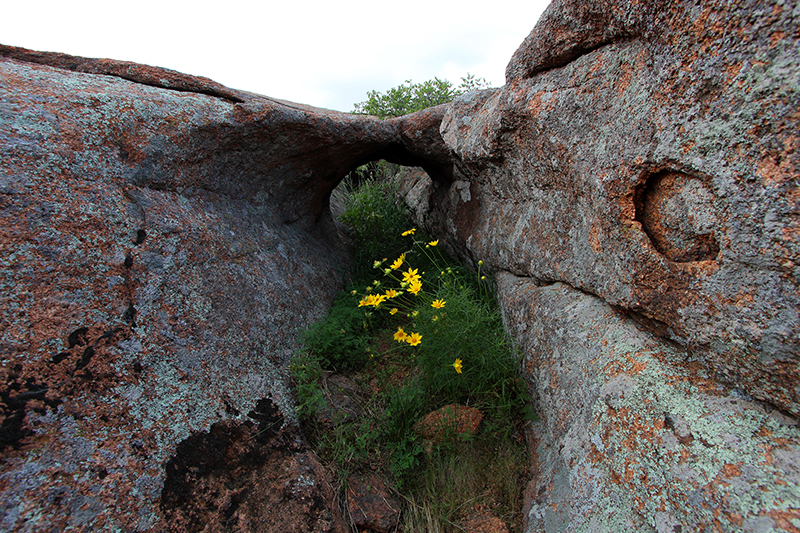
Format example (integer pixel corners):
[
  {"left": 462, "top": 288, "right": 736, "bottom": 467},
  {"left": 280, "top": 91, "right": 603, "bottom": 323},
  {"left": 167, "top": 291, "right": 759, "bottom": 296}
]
[
  {"left": 0, "top": 45, "right": 450, "bottom": 531},
  {"left": 0, "top": 0, "right": 798, "bottom": 530},
  {"left": 410, "top": 0, "right": 799, "bottom": 530},
  {"left": 437, "top": 0, "right": 799, "bottom": 415}
]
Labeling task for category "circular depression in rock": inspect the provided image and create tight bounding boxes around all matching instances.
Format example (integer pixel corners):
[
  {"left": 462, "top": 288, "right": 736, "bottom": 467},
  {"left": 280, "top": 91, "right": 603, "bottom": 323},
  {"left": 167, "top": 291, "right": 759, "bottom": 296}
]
[{"left": 635, "top": 171, "right": 720, "bottom": 262}]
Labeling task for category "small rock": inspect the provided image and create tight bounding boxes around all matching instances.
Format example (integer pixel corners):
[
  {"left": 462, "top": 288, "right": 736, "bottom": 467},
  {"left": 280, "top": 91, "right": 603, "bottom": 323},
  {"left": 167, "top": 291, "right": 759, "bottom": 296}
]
[
  {"left": 346, "top": 472, "right": 401, "bottom": 533},
  {"left": 461, "top": 512, "right": 509, "bottom": 533},
  {"left": 414, "top": 404, "right": 483, "bottom": 444}
]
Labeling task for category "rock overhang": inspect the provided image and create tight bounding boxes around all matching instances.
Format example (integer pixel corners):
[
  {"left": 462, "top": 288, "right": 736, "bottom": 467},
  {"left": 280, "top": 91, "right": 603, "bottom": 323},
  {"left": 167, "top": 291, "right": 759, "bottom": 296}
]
[
  {"left": 0, "top": 44, "right": 456, "bottom": 227},
  {"left": 0, "top": 44, "right": 464, "bottom": 531}
]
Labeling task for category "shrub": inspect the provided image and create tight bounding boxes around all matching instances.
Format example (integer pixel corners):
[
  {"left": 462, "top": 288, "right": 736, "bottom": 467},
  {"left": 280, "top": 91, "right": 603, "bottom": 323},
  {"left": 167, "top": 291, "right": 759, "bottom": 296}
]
[
  {"left": 353, "top": 74, "right": 491, "bottom": 119},
  {"left": 352, "top": 231, "right": 530, "bottom": 420}
]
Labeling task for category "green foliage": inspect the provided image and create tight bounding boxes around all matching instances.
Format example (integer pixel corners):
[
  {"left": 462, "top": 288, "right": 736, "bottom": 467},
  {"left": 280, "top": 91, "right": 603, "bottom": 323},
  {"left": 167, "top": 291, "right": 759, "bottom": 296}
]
[
  {"left": 415, "top": 273, "right": 524, "bottom": 415},
  {"left": 457, "top": 72, "right": 492, "bottom": 93},
  {"left": 300, "top": 290, "right": 371, "bottom": 371},
  {"left": 345, "top": 160, "right": 401, "bottom": 185},
  {"left": 355, "top": 232, "right": 532, "bottom": 423},
  {"left": 288, "top": 352, "right": 325, "bottom": 420},
  {"left": 378, "top": 380, "right": 427, "bottom": 482},
  {"left": 353, "top": 74, "right": 490, "bottom": 119},
  {"left": 293, "top": 176, "right": 532, "bottom": 531},
  {"left": 389, "top": 434, "right": 423, "bottom": 482},
  {"left": 338, "top": 176, "right": 411, "bottom": 282},
  {"left": 403, "top": 435, "right": 529, "bottom": 531},
  {"left": 382, "top": 377, "right": 427, "bottom": 441}
]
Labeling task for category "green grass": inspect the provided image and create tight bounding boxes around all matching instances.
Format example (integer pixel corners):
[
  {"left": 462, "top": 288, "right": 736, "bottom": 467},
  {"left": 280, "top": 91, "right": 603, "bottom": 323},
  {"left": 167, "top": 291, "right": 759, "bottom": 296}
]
[
  {"left": 337, "top": 174, "right": 411, "bottom": 281},
  {"left": 290, "top": 171, "right": 533, "bottom": 532}
]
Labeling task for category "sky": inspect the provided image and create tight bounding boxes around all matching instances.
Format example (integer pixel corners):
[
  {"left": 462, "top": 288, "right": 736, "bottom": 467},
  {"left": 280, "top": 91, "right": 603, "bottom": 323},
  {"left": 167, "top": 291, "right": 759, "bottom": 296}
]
[{"left": 2, "top": 0, "right": 551, "bottom": 112}]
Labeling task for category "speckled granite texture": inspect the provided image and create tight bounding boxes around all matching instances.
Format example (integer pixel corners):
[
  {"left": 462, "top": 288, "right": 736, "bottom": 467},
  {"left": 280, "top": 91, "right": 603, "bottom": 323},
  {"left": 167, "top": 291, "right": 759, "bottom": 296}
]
[
  {"left": 410, "top": 0, "right": 799, "bottom": 530},
  {"left": 1, "top": 0, "right": 798, "bottom": 530}
]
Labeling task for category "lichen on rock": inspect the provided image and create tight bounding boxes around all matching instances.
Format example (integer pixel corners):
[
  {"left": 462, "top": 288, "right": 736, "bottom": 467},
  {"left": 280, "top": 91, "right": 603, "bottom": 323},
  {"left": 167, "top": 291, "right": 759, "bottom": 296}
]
[{"left": 1, "top": 0, "right": 799, "bottom": 530}]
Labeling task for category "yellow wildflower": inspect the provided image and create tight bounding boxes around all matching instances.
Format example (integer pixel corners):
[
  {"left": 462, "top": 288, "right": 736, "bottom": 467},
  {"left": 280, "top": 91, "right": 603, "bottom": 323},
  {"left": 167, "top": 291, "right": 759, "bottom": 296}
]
[
  {"left": 391, "top": 254, "right": 405, "bottom": 270},
  {"left": 408, "top": 280, "right": 422, "bottom": 295},
  {"left": 385, "top": 289, "right": 400, "bottom": 298},
  {"left": 390, "top": 308, "right": 398, "bottom": 315},
  {"left": 428, "top": 240, "right": 438, "bottom": 246},
  {"left": 360, "top": 294, "right": 387, "bottom": 307},
  {"left": 431, "top": 299, "right": 446, "bottom": 309},
  {"left": 406, "top": 332, "right": 422, "bottom": 346},
  {"left": 402, "top": 268, "right": 419, "bottom": 283},
  {"left": 401, "top": 228, "right": 416, "bottom": 236},
  {"left": 393, "top": 327, "right": 407, "bottom": 342},
  {"left": 453, "top": 358, "right": 463, "bottom": 374}
]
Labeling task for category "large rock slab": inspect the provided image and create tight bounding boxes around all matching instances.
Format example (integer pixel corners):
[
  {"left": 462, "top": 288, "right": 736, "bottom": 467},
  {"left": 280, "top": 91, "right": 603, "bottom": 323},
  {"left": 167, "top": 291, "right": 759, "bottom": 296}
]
[
  {"left": 0, "top": 44, "right": 454, "bottom": 227},
  {"left": 434, "top": 0, "right": 800, "bottom": 416},
  {"left": 498, "top": 273, "right": 800, "bottom": 533},
  {"left": 0, "top": 47, "right": 453, "bottom": 531},
  {"left": 393, "top": 0, "right": 800, "bottom": 531}
]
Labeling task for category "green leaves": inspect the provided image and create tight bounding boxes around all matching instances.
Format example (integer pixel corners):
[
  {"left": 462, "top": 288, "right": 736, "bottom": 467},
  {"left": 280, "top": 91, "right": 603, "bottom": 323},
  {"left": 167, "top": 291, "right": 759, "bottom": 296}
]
[
  {"left": 352, "top": 74, "right": 490, "bottom": 119},
  {"left": 338, "top": 177, "right": 411, "bottom": 281},
  {"left": 301, "top": 290, "right": 372, "bottom": 371}
]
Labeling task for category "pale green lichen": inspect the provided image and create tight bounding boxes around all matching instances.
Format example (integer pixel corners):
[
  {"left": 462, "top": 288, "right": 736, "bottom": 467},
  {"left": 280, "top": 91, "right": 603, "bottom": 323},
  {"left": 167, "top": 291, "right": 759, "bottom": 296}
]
[{"left": 505, "top": 280, "right": 800, "bottom": 533}]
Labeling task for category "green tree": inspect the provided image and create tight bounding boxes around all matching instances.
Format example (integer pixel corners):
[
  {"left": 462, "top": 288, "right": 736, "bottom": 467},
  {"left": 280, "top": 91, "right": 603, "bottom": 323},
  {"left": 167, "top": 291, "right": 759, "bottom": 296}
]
[
  {"left": 343, "top": 74, "right": 491, "bottom": 186},
  {"left": 353, "top": 74, "right": 490, "bottom": 119}
]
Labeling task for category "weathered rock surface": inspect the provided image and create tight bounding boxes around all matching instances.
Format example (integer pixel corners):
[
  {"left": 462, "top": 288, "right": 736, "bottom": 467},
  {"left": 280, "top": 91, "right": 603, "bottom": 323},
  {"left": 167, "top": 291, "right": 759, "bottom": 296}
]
[
  {"left": 2, "top": 0, "right": 799, "bottom": 530},
  {"left": 345, "top": 472, "right": 401, "bottom": 533},
  {"left": 0, "top": 44, "right": 454, "bottom": 227},
  {"left": 413, "top": 403, "right": 483, "bottom": 444},
  {"left": 433, "top": 0, "right": 799, "bottom": 415},
  {"left": 0, "top": 46, "right": 451, "bottom": 531},
  {"left": 404, "top": 0, "right": 800, "bottom": 531},
  {"left": 461, "top": 511, "right": 509, "bottom": 533},
  {"left": 160, "top": 402, "right": 345, "bottom": 532},
  {"left": 499, "top": 274, "right": 799, "bottom": 532}
]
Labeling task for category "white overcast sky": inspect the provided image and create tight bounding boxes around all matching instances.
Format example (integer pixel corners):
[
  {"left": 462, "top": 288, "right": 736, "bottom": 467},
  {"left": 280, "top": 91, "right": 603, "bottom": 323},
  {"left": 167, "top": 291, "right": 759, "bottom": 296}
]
[{"left": 2, "top": 0, "right": 550, "bottom": 112}]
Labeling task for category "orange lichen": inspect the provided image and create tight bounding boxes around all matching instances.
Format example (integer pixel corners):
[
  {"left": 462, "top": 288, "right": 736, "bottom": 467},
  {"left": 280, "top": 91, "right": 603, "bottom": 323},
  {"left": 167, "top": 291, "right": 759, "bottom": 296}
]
[
  {"left": 527, "top": 92, "right": 546, "bottom": 118},
  {"left": 767, "top": 510, "right": 800, "bottom": 533},
  {"left": 616, "top": 61, "right": 633, "bottom": 97}
]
